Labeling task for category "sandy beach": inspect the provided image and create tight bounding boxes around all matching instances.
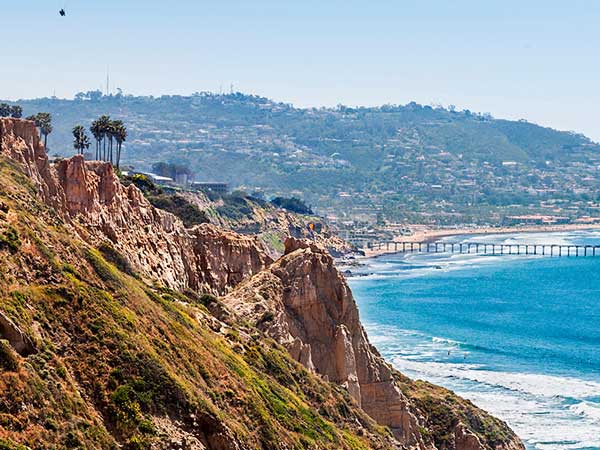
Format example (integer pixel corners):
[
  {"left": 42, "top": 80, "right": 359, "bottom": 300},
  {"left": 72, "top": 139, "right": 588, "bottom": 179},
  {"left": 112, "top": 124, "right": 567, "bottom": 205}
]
[{"left": 362, "top": 223, "right": 600, "bottom": 257}]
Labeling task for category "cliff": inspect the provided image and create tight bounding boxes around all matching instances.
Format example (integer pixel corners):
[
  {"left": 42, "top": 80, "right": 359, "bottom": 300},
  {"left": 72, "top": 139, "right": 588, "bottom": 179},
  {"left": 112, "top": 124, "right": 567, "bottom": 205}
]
[
  {"left": 0, "top": 118, "right": 401, "bottom": 449},
  {"left": 1, "top": 118, "right": 271, "bottom": 294},
  {"left": 224, "top": 238, "right": 524, "bottom": 450},
  {"left": 173, "top": 188, "right": 352, "bottom": 258},
  {"left": 0, "top": 118, "right": 524, "bottom": 450}
]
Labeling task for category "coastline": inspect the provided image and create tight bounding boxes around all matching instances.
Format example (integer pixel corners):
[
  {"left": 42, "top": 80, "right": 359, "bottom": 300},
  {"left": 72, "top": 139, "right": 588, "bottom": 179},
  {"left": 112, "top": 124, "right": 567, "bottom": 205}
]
[{"left": 362, "top": 223, "right": 600, "bottom": 258}]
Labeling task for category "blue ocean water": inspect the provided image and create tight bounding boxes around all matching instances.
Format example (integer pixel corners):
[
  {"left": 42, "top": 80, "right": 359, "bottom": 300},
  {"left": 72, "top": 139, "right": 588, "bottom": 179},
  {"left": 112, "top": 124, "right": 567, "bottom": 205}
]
[{"left": 348, "top": 231, "right": 600, "bottom": 450}]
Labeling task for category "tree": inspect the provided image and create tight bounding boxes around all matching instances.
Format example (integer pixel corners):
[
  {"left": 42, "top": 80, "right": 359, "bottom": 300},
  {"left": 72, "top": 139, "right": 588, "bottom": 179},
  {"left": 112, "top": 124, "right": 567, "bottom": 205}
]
[
  {"left": 10, "top": 106, "right": 22, "bottom": 118},
  {"left": 97, "top": 115, "right": 111, "bottom": 161},
  {"left": 36, "top": 113, "right": 53, "bottom": 151},
  {"left": 107, "top": 120, "right": 116, "bottom": 164},
  {"left": 0, "top": 103, "right": 10, "bottom": 117},
  {"left": 88, "top": 90, "right": 103, "bottom": 102},
  {"left": 113, "top": 120, "right": 127, "bottom": 168},
  {"left": 90, "top": 119, "right": 102, "bottom": 160},
  {"left": 270, "top": 197, "right": 313, "bottom": 215},
  {"left": 72, "top": 125, "right": 90, "bottom": 155}
]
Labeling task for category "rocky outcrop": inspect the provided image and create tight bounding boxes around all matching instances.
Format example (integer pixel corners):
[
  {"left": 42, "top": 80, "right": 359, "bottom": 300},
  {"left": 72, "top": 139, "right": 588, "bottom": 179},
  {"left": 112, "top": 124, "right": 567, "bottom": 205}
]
[
  {"left": 0, "top": 118, "right": 271, "bottom": 294},
  {"left": 223, "top": 238, "right": 429, "bottom": 447},
  {"left": 0, "top": 117, "right": 65, "bottom": 208},
  {"left": 224, "top": 238, "right": 525, "bottom": 450},
  {"left": 225, "top": 203, "right": 352, "bottom": 258},
  {"left": 0, "top": 311, "right": 36, "bottom": 356}
]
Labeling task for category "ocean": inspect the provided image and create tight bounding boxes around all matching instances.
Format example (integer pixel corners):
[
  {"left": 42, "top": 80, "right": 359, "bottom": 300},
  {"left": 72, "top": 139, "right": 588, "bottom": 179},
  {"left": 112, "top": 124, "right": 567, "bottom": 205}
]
[{"left": 348, "top": 230, "right": 600, "bottom": 450}]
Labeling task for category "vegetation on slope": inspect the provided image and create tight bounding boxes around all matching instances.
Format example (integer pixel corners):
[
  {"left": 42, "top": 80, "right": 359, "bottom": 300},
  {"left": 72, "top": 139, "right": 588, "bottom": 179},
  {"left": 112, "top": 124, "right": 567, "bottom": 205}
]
[
  {"left": 394, "top": 372, "right": 515, "bottom": 448},
  {"left": 0, "top": 156, "right": 394, "bottom": 449},
  {"left": 121, "top": 173, "right": 211, "bottom": 227}
]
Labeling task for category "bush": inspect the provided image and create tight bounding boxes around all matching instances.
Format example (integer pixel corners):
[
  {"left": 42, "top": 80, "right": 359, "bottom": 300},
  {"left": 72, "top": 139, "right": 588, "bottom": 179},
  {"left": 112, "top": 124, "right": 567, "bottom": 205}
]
[
  {"left": 85, "top": 248, "right": 123, "bottom": 288},
  {"left": 0, "top": 439, "right": 28, "bottom": 450},
  {"left": 270, "top": 197, "right": 313, "bottom": 215},
  {"left": 147, "top": 194, "right": 210, "bottom": 227},
  {"left": 122, "top": 174, "right": 161, "bottom": 194},
  {"left": 217, "top": 194, "right": 254, "bottom": 220},
  {"left": 257, "top": 311, "right": 275, "bottom": 327},
  {"left": 198, "top": 294, "right": 218, "bottom": 307},
  {"left": 0, "top": 226, "right": 20, "bottom": 253},
  {"left": 98, "top": 243, "right": 137, "bottom": 278}
]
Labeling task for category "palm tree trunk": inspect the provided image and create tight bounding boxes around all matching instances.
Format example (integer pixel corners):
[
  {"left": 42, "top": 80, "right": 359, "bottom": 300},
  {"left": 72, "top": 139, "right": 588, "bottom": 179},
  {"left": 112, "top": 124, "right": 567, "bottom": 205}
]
[{"left": 44, "top": 134, "right": 47, "bottom": 151}]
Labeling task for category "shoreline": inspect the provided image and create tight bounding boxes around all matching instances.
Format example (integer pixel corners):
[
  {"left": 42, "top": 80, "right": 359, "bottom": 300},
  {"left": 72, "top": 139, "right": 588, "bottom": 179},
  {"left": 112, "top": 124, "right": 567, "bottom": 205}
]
[{"left": 362, "top": 223, "right": 600, "bottom": 258}]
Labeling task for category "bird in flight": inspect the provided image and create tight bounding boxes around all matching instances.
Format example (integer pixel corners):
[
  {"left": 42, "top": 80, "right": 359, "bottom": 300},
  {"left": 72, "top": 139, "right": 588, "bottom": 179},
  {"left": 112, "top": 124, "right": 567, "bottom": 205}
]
[{"left": 59, "top": 9, "right": 66, "bottom": 16}]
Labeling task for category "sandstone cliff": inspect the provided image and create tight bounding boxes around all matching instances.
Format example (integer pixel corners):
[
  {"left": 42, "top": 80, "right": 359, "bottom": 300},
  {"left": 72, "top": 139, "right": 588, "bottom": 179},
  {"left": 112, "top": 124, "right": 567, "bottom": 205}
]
[
  {"left": 0, "top": 118, "right": 401, "bottom": 449},
  {"left": 0, "top": 118, "right": 271, "bottom": 294},
  {"left": 0, "top": 118, "right": 524, "bottom": 450},
  {"left": 224, "top": 238, "right": 525, "bottom": 450},
  {"left": 177, "top": 188, "right": 352, "bottom": 258}
]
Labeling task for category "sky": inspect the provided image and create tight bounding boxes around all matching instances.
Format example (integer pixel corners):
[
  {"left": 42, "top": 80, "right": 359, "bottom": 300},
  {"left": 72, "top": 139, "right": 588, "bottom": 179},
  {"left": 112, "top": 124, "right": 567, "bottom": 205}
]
[{"left": 2, "top": 0, "right": 600, "bottom": 140}]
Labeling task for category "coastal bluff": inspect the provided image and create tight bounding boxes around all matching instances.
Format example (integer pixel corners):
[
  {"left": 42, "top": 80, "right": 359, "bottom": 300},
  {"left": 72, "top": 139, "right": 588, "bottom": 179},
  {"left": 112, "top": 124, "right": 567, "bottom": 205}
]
[
  {"left": 0, "top": 117, "right": 524, "bottom": 450},
  {"left": 224, "top": 238, "right": 524, "bottom": 450},
  {"left": 0, "top": 117, "right": 272, "bottom": 294}
]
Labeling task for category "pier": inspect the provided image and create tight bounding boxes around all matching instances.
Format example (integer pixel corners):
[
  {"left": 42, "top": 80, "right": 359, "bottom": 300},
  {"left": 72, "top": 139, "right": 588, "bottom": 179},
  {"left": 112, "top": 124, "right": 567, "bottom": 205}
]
[{"left": 368, "top": 241, "right": 600, "bottom": 257}]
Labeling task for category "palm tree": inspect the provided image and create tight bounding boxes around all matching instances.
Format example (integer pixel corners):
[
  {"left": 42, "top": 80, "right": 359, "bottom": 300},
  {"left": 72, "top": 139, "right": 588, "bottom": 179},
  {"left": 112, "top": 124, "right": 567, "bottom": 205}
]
[
  {"left": 33, "top": 113, "right": 52, "bottom": 151},
  {"left": 113, "top": 120, "right": 127, "bottom": 168},
  {"left": 107, "top": 120, "right": 116, "bottom": 164},
  {"left": 72, "top": 125, "right": 90, "bottom": 155},
  {"left": 90, "top": 119, "right": 102, "bottom": 160},
  {"left": 97, "top": 115, "right": 111, "bottom": 161}
]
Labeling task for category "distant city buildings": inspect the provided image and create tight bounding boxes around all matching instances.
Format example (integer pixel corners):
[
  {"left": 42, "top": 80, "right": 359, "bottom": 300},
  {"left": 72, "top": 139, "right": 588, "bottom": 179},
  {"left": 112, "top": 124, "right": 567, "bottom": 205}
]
[{"left": 503, "top": 215, "right": 571, "bottom": 226}]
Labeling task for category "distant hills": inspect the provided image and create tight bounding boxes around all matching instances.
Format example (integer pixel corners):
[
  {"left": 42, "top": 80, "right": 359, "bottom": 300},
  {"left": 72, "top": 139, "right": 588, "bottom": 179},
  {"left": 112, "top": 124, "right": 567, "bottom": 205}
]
[{"left": 8, "top": 92, "right": 600, "bottom": 224}]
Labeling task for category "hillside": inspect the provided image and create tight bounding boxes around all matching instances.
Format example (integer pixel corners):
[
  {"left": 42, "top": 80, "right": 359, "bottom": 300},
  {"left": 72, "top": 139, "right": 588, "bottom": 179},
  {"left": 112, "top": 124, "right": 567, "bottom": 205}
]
[
  {"left": 0, "top": 117, "right": 524, "bottom": 449},
  {"left": 119, "top": 175, "right": 351, "bottom": 258},
  {"left": 7, "top": 92, "right": 600, "bottom": 224}
]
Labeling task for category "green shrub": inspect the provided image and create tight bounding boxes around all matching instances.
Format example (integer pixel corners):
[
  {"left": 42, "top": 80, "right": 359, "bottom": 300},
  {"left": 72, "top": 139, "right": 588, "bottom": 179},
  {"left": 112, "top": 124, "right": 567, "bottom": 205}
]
[
  {"left": 270, "top": 197, "right": 313, "bottom": 215},
  {"left": 123, "top": 174, "right": 160, "bottom": 194},
  {"left": 64, "top": 430, "right": 83, "bottom": 448},
  {"left": 98, "top": 243, "right": 137, "bottom": 278},
  {"left": 257, "top": 311, "right": 275, "bottom": 327},
  {"left": 0, "top": 439, "right": 28, "bottom": 450},
  {"left": 147, "top": 193, "right": 210, "bottom": 227},
  {"left": 217, "top": 194, "right": 254, "bottom": 220},
  {"left": 85, "top": 248, "right": 123, "bottom": 288},
  {"left": 0, "top": 226, "right": 20, "bottom": 253},
  {"left": 198, "top": 294, "right": 218, "bottom": 307},
  {"left": 44, "top": 417, "right": 59, "bottom": 431}
]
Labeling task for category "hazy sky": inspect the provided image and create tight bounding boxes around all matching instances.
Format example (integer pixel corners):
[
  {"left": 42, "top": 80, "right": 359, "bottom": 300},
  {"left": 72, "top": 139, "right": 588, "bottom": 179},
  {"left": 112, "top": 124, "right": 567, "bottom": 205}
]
[{"left": 2, "top": 0, "right": 600, "bottom": 140}]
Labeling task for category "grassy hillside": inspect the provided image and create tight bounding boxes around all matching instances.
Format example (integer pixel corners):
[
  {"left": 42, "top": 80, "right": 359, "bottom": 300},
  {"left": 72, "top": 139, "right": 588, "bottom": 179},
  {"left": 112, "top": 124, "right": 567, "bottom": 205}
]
[{"left": 0, "top": 156, "right": 396, "bottom": 449}]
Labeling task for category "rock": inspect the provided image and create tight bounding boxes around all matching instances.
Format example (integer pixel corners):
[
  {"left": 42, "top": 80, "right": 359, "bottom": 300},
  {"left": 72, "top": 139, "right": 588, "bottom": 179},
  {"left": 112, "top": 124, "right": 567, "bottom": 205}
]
[{"left": 0, "top": 311, "right": 36, "bottom": 356}]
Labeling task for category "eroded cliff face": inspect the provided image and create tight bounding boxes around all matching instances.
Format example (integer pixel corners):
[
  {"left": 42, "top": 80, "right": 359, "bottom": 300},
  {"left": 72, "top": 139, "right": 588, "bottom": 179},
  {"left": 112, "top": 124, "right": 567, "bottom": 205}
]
[
  {"left": 224, "top": 238, "right": 525, "bottom": 450},
  {"left": 0, "top": 118, "right": 524, "bottom": 450},
  {"left": 0, "top": 118, "right": 271, "bottom": 294},
  {"left": 223, "top": 239, "right": 428, "bottom": 447}
]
